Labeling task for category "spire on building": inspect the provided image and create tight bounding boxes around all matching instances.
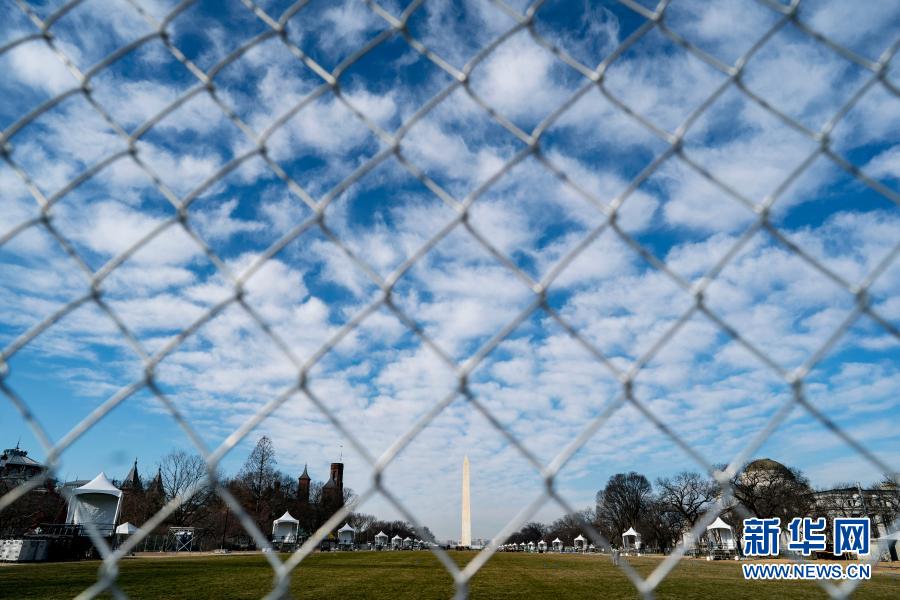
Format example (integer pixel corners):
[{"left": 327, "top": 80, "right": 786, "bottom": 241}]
[
  {"left": 298, "top": 464, "right": 311, "bottom": 504},
  {"left": 148, "top": 466, "right": 164, "bottom": 496},
  {"left": 122, "top": 458, "right": 142, "bottom": 491}
]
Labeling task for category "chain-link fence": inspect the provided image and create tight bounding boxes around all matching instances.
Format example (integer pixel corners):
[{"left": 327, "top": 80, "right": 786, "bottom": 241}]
[{"left": 1, "top": 0, "right": 898, "bottom": 598}]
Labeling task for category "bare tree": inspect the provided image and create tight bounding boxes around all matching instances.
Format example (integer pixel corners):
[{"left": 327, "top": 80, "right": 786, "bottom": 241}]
[
  {"left": 348, "top": 512, "right": 377, "bottom": 534},
  {"left": 308, "top": 480, "right": 324, "bottom": 505},
  {"left": 656, "top": 471, "right": 718, "bottom": 528},
  {"left": 157, "top": 450, "right": 212, "bottom": 526},
  {"left": 642, "top": 498, "right": 684, "bottom": 553},
  {"left": 237, "top": 436, "right": 278, "bottom": 516}
]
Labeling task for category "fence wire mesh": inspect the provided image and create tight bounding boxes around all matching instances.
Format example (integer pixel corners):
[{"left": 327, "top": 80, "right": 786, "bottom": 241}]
[{"left": 0, "top": 0, "right": 898, "bottom": 598}]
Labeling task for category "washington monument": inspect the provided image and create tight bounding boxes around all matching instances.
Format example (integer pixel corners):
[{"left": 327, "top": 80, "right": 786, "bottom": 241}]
[{"left": 461, "top": 455, "right": 471, "bottom": 547}]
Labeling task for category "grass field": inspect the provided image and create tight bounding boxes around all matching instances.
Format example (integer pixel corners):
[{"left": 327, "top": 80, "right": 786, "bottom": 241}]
[{"left": 1, "top": 552, "right": 897, "bottom": 599}]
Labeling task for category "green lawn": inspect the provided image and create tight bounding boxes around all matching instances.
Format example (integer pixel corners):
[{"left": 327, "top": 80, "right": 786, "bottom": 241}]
[{"left": 0, "top": 552, "right": 897, "bottom": 599}]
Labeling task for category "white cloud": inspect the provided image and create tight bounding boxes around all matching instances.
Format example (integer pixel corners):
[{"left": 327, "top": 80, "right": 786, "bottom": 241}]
[
  {"left": 864, "top": 146, "right": 900, "bottom": 181},
  {"left": 190, "top": 198, "right": 265, "bottom": 242},
  {"left": 471, "top": 32, "right": 569, "bottom": 124},
  {"left": 4, "top": 39, "right": 80, "bottom": 96}
]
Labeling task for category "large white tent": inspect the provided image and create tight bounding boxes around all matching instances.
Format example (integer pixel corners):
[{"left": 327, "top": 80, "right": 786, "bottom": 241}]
[
  {"left": 338, "top": 523, "right": 355, "bottom": 546},
  {"left": 272, "top": 511, "right": 299, "bottom": 543},
  {"left": 622, "top": 527, "right": 642, "bottom": 552},
  {"left": 66, "top": 473, "right": 122, "bottom": 536},
  {"left": 552, "top": 537, "right": 563, "bottom": 552},
  {"left": 375, "top": 531, "right": 388, "bottom": 548},
  {"left": 537, "top": 540, "right": 547, "bottom": 552},
  {"left": 574, "top": 534, "right": 586, "bottom": 551},
  {"left": 391, "top": 534, "right": 402, "bottom": 549},
  {"left": 706, "top": 517, "right": 735, "bottom": 550}
]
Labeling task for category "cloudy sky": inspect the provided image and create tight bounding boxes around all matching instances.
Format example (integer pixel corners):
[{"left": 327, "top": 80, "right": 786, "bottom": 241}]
[{"left": 1, "top": 0, "right": 898, "bottom": 541}]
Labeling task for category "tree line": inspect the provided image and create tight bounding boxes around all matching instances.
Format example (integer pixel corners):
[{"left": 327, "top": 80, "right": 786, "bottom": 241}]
[
  {"left": 0, "top": 436, "right": 432, "bottom": 549},
  {"left": 3, "top": 448, "right": 896, "bottom": 553},
  {"left": 508, "top": 463, "right": 898, "bottom": 552}
]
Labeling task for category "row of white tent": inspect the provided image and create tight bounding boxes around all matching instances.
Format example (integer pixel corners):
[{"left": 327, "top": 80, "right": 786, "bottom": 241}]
[
  {"left": 500, "top": 537, "right": 582, "bottom": 552},
  {"left": 500, "top": 519, "right": 736, "bottom": 553},
  {"left": 275, "top": 514, "right": 438, "bottom": 548},
  {"left": 373, "top": 531, "right": 434, "bottom": 549}
]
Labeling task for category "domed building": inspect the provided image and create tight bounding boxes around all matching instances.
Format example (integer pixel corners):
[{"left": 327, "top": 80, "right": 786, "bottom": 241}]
[
  {"left": 742, "top": 458, "right": 791, "bottom": 475},
  {"left": 742, "top": 458, "right": 790, "bottom": 485},
  {"left": 0, "top": 443, "right": 46, "bottom": 484},
  {"left": 737, "top": 458, "right": 799, "bottom": 489}
]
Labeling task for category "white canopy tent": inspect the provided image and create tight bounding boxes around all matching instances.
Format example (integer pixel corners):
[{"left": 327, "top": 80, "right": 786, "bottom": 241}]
[
  {"left": 518, "top": 542, "right": 526, "bottom": 551},
  {"left": 552, "top": 537, "right": 563, "bottom": 552},
  {"left": 706, "top": 517, "right": 735, "bottom": 550},
  {"left": 272, "top": 511, "right": 299, "bottom": 543},
  {"left": 115, "top": 522, "right": 138, "bottom": 536},
  {"left": 574, "top": 534, "right": 586, "bottom": 551},
  {"left": 338, "top": 523, "right": 355, "bottom": 546},
  {"left": 66, "top": 473, "right": 122, "bottom": 536},
  {"left": 391, "top": 534, "right": 402, "bottom": 549},
  {"left": 527, "top": 541, "right": 535, "bottom": 552},
  {"left": 537, "top": 540, "right": 547, "bottom": 552},
  {"left": 622, "top": 527, "right": 642, "bottom": 552},
  {"left": 375, "top": 531, "right": 388, "bottom": 548},
  {"left": 402, "top": 536, "right": 412, "bottom": 549}
]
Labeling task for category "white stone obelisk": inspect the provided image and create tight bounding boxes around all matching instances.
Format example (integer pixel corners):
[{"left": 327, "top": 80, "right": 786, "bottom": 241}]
[{"left": 461, "top": 455, "right": 471, "bottom": 547}]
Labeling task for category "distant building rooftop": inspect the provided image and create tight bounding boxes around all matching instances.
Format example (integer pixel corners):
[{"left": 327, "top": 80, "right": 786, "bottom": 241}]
[{"left": 0, "top": 444, "right": 47, "bottom": 482}]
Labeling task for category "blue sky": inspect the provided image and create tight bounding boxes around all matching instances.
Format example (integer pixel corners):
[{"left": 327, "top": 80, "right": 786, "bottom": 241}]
[{"left": 1, "top": 0, "right": 899, "bottom": 541}]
